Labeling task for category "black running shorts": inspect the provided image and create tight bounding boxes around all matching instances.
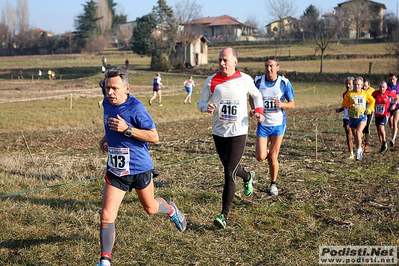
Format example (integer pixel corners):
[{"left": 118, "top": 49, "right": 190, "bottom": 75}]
[{"left": 105, "top": 170, "right": 157, "bottom": 191}]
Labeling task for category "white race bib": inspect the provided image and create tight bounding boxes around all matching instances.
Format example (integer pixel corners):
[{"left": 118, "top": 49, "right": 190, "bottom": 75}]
[
  {"left": 375, "top": 104, "right": 385, "bottom": 115},
  {"left": 353, "top": 96, "right": 365, "bottom": 108},
  {"left": 263, "top": 96, "right": 280, "bottom": 113},
  {"left": 108, "top": 147, "right": 130, "bottom": 176},
  {"left": 219, "top": 99, "right": 239, "bottom": 122}
]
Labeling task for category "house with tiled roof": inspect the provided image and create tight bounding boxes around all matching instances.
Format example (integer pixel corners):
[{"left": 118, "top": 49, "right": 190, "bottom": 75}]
[
  {"left": 169, "top": 35, "right": 209, "bottom": 68},
  {"left": 334, "top": 0, "right": 386, "bottom": 39},
  {"left": 265, "top": 16, "right": 300, "bottom": 38},
  {"left": 184, "top": 15, "right": 256, "bottom": 42}
]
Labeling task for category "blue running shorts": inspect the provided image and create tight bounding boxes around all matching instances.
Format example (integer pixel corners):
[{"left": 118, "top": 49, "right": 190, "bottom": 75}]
[
  {"left": 349, "top": 116, "right": 367, "bottom": 129},
  {"left": 257, "top": 124, "right": 287, "bottom": 138}
]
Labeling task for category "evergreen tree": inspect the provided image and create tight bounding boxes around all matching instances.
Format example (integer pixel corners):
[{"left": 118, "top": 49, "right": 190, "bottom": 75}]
[
  {"left": 130, "top": 13, "right": 157, "bottom": 55},
  {"left": 300, "top": 5, "right": 319, "bottom": 40},
  {"left": 152, "top": 0, "right": 178, "bottom": 55},
  {"left": 151, "top": 0, "right": 178, "bottom": 70},
  {"left": 74, "top": 0, "right": 101, "bottom": 48}
]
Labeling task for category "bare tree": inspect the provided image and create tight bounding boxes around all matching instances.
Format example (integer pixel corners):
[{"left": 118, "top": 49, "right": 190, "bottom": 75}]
[
  {"left": 174, "top": 0, "right": 202, "bottom": 66},
  {"left": 96, "top": 0, "right": 112, "bottom": 34},
  {"left": 3, "top": 0, "right": 17, "bottom": 36},
  {"left": 266, "top": 0, "right": 296, "bottom": 42},
  {"left": 0, "top": 1, "right": 17, "bottom": 55},
  {"left": 303, "top": 5, "right": 342, "bottom": 74},
  {"left": 16, "top": 0, "right": 29, "bottom": 33},
  {"left": 246, "top": 15, "right": 265, "bottom": 35}
]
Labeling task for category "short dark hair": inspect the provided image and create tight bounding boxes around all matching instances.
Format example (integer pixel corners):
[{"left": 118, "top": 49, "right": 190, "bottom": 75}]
[
  {"left": 265, "top": 56, "right": 279, "bottom": 66},
  {"left": 105, "top": 67, "right": 129, "bottom": 85},
  {"left": 389, "top": 73, "right": 398, "bottom": 78}
]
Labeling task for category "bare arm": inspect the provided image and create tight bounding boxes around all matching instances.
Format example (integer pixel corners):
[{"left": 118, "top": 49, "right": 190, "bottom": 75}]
[{"left": 275, "top": 98, "right": 295, "bottom": 110}]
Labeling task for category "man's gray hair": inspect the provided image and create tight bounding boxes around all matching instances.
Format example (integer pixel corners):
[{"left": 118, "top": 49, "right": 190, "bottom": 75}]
[
  {"left": 105, "top": 67, "right": 129, "bottom": 85},
  {"left": 379, "top": 80, "right": 387, "bottom": 87},
  {"left": 345, "top": 76, "right": 354, "bottom": 83}
]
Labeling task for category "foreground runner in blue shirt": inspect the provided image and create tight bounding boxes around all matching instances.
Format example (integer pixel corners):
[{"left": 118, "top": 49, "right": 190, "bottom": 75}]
[{"left": 96, "top": 67, "right": 186, "bottom": 266}]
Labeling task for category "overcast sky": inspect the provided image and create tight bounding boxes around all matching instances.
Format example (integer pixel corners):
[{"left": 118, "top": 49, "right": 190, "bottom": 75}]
[{"left": 0, "top": 0, "right": 397, "bottom": 34}]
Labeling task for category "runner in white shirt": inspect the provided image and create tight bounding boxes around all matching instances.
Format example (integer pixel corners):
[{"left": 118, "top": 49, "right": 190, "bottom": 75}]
[
  {"left": 198, "top": 47, "right": 264, "bottom": 229},
  {"left": 250, "top": 56, "right": 295, "bottom": 196},
  {"left": 183, "top": 76, "right": 195, "bottom": 104}
]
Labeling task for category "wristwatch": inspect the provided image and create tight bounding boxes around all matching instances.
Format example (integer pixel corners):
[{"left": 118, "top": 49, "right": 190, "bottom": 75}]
[{"left": 124, "top": 127, "right": 133, "bottom": 137}]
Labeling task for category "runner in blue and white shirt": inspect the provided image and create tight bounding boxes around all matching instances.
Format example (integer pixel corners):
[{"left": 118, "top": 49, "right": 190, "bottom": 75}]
[{"left": 250, "top": 56, "right": 295, "bottom": 196}]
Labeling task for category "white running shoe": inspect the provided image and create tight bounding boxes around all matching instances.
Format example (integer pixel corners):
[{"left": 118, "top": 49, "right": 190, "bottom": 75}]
[
  {"left": 356, "top": 148, "right": 363, "bottom": 161},
  {"left": 95, "top": 259, "right": 111, "bottom": 266},
  {"left": 269, "top": 184, "right": 278, "bottom": 195}
]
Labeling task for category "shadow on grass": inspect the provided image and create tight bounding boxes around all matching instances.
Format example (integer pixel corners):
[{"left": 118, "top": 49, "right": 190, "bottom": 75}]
[
  {"left": 0, "top": 169, "right": 63, "bottom": 181},
  {"left": 1, "top": 194, "right": 101, "bottom": 210},
  {"left": 0, "top": 235, "right": 75, "bottom": 250}
]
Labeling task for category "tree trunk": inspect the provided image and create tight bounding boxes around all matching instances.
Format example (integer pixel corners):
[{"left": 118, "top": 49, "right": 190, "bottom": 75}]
[
  {"left": 183, "top": 43, "right": 187, "bottom": 66},
  {"left": 319, "top": 49, "right": 324, "bottom": 74}
]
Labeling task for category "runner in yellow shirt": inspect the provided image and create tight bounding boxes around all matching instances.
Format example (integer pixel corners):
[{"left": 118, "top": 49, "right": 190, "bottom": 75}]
[{"left": 342, "top": 77, "right": 375, "bottom": 161}]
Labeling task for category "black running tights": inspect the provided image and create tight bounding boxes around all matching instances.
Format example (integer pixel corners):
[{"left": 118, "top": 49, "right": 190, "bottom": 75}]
[{"left": 213, "top": 134, "right": 250, "bottom": 218}]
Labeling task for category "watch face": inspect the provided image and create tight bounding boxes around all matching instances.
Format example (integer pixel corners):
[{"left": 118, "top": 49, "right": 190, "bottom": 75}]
[{"left": 125, "top": 128, "right": 132, "bottom": 137}]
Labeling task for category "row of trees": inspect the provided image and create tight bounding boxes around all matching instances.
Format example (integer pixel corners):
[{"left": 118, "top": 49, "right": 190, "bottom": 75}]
[
  {"left": 1, "top": 0, "right": 398, "bottom": 72},
  {"left": 262, "top": 0, "right": 399, "bottom": 73},
  {"left": 0, "top": 0, "right": 127, "bottom": 56}
]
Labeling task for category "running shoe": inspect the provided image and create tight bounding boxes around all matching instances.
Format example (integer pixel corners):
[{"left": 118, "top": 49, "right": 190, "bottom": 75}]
[
  {"left": 390, "top": 139, "right": 395, "bottom": 147},
  {"left": 348, "top": 153, "right": 355, "bottom": 160},
  {"left": 213, "top": 214, "right": 226, "bottom": 229},
  {"left": 169, "top": 202, "right": 186, "bottom": 232},
  {"left": 269, "top": 183, "right": 278, "bottom": 195},
  {"left": 158, "top": 103, "right": 163, "bottom": 107},
  {"left": 149, "top": 99, "right": 152, "bottom": 105},
  {"left": 244, "top": 171, "right": 255, "bottom": 196},
  {"left": 356, "top": 148, "right": 363, "bottom": 161},
  {"left": 364, "top": 145, "right": 370, "bottom": 153},
  {"left": 183, "top": 100, "right": 187, "bottom": 104},
  {"left": 380, "top": 141, "right": 388, "bottom": 153},
  {"left": 95, "top": 259, "right": 111, "bottom": 266}
]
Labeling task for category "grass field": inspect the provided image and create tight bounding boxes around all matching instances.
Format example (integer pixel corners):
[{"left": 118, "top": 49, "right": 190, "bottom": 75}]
[
  {"left": 0, "top": 79, "right": 398, "bottom": 265},
  {"left": 0, "top": 43, "right": 398, "bottom": 265}
]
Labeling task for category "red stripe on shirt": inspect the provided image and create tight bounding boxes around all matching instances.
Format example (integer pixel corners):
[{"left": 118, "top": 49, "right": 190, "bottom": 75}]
[{"left": 211, "top": 71, "right": 242, "bottom": 93}]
